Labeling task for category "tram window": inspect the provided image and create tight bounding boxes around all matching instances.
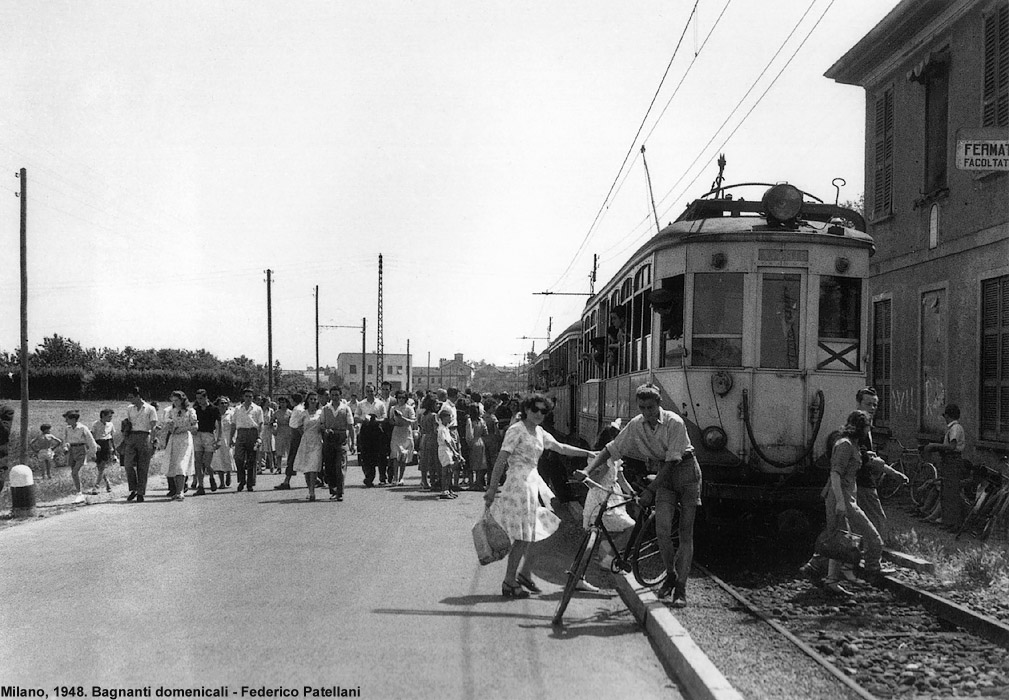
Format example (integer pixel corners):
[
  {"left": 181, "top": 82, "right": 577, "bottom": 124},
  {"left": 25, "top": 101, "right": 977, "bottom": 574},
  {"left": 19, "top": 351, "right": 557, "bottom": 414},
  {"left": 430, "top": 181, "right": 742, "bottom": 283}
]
[
  {"left": 760, "top": 273, "right": 802, "bottom": 369},
  {"left": 817, "top": 276, "right": 862, "bottom": 372},
  {"left": 819, "top": 277, "right": 861, "bottom": 339},
  {"left": 657, "top": 276, "right": 685, "bottom": 367},
  {"left": 692, "top": 273, "right": 743, "bottom": 367}
]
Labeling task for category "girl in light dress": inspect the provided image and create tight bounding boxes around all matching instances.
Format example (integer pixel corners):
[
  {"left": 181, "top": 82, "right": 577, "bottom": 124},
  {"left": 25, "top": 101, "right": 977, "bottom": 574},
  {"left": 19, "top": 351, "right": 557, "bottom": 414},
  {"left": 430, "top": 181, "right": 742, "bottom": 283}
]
[
  {"left": 163, "top": 391, "right": 197, "bottom": 501},
  {"left": 272, "top": 397, "right": 292, "bottom": 474},
  {"left": 292, "top": 391, "right": 324, "bottom": 501},
  {"left": 258, "top": 398, "right": 276, "bottom": 474},
  {"left": 466, "top": 403, "right": 488, "bottom": 490},
  {"left": 212, "top": 397, "right": 236, "bottom": 488},
  {"left": 576, "top": 419, "right": 636, "bottom": 571}
]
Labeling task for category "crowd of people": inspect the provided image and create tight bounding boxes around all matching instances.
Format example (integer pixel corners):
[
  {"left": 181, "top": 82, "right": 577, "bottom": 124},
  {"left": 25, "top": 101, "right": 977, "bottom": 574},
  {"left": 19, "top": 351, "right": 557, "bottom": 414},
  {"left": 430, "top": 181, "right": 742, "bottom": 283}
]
[
  {"left": 9, "top": 383, "right": 535, "bottom": 506},
  {"left": 6, "top": 378, "right": 969, "bottom": 612}
]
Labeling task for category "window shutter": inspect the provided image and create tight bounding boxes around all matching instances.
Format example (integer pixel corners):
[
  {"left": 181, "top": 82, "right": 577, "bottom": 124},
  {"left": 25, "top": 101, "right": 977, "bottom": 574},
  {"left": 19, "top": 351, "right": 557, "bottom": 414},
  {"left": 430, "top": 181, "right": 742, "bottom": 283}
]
[{"left": 983, "top": 4, "right": 1009, "bottom": 127}]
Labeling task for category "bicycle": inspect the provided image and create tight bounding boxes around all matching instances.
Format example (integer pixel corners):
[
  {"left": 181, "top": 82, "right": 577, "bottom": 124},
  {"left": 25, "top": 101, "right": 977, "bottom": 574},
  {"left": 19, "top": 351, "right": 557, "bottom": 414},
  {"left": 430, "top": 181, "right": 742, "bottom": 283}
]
[
  {"left": 552, "top": 475, "right": 676, "bottom": 626},
  {"left": 877, "top": 439, "right": 937, "bottom": 504},
  {"left": 957, "top": 463, "right": 1009, "bottom": 540}
]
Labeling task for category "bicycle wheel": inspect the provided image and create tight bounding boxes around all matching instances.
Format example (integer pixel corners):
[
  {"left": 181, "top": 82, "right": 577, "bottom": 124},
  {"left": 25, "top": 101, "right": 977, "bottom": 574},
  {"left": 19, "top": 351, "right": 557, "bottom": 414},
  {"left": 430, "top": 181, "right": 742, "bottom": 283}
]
[
  {"left": 632, "top": 511, "right": 673, "bottom": 588},
  {"left": 909, "top": 463, "right": 938, "bottom": 505},
  {"left": 552, "top": 529, "right": 599, "bottom": 626},
  {"left": 877, "top": 471, "right": 905, "bottom": 500}
]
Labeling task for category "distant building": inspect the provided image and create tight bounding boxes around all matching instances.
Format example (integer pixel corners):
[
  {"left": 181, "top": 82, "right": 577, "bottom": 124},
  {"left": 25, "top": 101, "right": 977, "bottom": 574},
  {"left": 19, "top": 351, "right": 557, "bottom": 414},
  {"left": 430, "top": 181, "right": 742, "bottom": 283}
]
[
  {"left": 826, "top": 0, "right": 1009, "bottom": 468},
  {"left": 413, "top": 353, "right": 474, "bottom": 391},
  {"left": 472, "top": 363, "right": 528, "bottom": 396},
  {"left": 335, "top": 352, "right": 411, "bottom": 395}
]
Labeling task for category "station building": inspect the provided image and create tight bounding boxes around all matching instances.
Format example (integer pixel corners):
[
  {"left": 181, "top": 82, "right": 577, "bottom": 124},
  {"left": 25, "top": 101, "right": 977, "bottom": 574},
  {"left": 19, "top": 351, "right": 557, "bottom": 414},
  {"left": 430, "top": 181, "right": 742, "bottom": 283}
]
[
  {"left": 335, "top": 352, "right": 411, "bottom": 395},
  {"left": 412, "top": 353, "right": 474, "bottom": 392},
  {"left": 826, "top": 0, "right": 1009, "bottom": 468}
]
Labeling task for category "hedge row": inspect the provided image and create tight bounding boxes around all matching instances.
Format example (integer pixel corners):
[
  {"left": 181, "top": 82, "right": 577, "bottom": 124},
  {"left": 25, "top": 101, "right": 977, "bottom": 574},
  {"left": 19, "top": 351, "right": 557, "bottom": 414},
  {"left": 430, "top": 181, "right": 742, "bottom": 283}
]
[{"left": 0, "top": 367, "right": 251, "bottom": 401}]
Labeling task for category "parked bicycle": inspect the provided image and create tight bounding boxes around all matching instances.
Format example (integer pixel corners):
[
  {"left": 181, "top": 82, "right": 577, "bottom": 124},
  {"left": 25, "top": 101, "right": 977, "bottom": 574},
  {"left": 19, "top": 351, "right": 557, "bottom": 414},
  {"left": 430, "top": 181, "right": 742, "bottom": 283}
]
[
  {"left": 877, "top": 438, "right": 937, "bottom": 505},
  {"left": 957, "top": 459, "right": 1009, "bottom": 541},
  {"left": 552, "top": 475, "right": 676, "bottom": 626}
]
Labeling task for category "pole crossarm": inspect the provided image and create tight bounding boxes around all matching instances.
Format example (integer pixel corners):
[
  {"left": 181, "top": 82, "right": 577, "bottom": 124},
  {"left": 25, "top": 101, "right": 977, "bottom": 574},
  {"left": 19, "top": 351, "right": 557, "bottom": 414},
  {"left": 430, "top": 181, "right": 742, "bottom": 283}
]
[{"left": 532, "top": 291, "right": 592, "bottom": 296}]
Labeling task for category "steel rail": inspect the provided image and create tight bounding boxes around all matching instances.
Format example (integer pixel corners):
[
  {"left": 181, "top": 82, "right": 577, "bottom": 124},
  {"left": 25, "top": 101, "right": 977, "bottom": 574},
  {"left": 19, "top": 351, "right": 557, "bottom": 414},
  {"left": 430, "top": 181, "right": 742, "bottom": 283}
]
[{"left": 695, "top": 563, "right": 878, "bottom": 700}]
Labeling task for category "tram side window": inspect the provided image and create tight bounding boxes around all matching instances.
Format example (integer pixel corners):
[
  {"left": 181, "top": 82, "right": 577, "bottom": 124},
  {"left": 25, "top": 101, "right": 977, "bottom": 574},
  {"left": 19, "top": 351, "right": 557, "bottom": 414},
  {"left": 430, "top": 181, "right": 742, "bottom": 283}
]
[
  {"left": 818, "top": 276, "right": 862, "bottom": 373},
  {"left": 692, "top": 273, "right": 743, "bottom": 367},
  {"left": 760, "top": 273, "right": 802, "bottom": 369},
  {"left": 656, "top": 275, "right": 685, "bottom": 368}
]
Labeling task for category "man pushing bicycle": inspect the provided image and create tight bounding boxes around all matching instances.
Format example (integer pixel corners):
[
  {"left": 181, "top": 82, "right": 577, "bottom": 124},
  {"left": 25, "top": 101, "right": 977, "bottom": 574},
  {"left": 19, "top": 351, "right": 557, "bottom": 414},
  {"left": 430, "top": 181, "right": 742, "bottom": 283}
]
[{"left": 579, "top": 383, "right": 697, "bottom": 607}]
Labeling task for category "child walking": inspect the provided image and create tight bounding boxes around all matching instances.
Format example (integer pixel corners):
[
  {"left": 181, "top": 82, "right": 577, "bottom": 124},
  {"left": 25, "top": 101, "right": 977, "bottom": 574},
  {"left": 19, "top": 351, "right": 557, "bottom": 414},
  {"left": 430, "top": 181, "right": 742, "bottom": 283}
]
[
  {"left": 61, "top": 410, "right": 97, "bottom": 503},
  {"left": 29, "top": 424, "right": 62, "bottom": 479},
  {"left": 90, "top": 409, "right": 117, "bottom": 494},
  {"left": 437, "top": 408, "right": 463, "bottom": 500}
]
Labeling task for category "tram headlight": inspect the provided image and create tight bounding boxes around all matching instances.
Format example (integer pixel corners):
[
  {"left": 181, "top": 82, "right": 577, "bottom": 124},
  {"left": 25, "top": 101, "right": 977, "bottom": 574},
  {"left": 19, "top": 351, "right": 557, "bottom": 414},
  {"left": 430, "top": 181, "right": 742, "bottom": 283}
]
[
  {"left": 761, "top": 184, "right": 803, "bottom": 223},
  {"left": 701, "top": 426, "right": 728, "bottom": 451}
]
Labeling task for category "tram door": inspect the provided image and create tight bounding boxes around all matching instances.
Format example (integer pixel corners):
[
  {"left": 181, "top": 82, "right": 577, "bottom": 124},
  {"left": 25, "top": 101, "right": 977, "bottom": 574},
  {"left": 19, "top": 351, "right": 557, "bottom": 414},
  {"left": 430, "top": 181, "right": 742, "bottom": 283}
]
[{"left": 750, "top": 271, "right": 808, "bottom": 464}]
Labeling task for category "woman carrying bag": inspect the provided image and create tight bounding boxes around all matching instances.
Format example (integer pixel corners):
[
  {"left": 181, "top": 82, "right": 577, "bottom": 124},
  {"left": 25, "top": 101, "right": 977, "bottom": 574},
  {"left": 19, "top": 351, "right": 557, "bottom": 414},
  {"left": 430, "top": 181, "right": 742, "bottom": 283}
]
[
  {"left": 483, "top": 394, "right": 597, "bottom": 598},
  {"left": 819, "top": 409, "right": 884, "bottom": 597}
]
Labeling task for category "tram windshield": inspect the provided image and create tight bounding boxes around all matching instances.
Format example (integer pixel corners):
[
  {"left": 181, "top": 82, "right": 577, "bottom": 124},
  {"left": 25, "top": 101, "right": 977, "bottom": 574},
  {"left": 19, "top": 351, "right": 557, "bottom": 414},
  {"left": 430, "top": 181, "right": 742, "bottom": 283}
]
[
  {"left": 692, "top": 273, "right": 743, "bottom": 367},
  {"left": 760, "top": 273, "right": 802, "bottom": 369}
]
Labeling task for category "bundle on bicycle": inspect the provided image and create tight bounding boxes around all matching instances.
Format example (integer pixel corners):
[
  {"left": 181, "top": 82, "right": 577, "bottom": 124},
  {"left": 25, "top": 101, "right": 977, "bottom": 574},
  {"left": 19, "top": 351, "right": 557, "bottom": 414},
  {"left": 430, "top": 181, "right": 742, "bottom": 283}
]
[{"left": 553, "top": 471, "right": 671, "bottom": 626}]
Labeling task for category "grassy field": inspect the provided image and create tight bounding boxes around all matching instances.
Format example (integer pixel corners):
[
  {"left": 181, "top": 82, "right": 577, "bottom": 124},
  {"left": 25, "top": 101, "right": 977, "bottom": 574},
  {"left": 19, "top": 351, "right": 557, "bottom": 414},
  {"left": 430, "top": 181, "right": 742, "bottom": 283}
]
[{"left": 1, "top": 399, "right": 168, "bottom": 507}]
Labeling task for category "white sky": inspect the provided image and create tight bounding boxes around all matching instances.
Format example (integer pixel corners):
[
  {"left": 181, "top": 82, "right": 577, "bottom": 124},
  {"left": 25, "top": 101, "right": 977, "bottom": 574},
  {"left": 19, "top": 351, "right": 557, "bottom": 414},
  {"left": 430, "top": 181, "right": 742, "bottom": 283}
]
[{"left": 0, "top": 0, "right": 893, "bottom": 371}]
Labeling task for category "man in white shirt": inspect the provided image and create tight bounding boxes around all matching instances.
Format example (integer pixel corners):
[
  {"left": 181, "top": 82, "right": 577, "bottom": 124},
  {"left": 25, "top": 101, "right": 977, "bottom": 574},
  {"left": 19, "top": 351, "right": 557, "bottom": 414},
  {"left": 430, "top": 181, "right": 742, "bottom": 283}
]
[
  {"left": 322, "top": 386, "right": 355, "bottom": 500},
  {"left": 355, "top": 384, "right": 387, "bottom": 487},
  {"left": 123, "top": 387, "right": 160, "bottom": 503},
  {"left": 231, "top": 387, "right": 263, "bottom": 492},
  {"left": 581, "top": 383, "right": 697, "bottom": 607},
  {"left": 274, "top": 392, "right": 305, "bottom": 491}
]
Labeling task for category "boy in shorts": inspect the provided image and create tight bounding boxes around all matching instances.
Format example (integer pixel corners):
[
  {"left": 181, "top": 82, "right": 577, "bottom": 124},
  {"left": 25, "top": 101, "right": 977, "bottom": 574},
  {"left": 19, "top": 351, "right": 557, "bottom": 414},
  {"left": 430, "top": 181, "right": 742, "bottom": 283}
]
[
  {"left": 29, "top": 424, "right": 63, "bottom": 479},
  {"left": 90, "top": 409, "right": 117, "bottom": 494}
]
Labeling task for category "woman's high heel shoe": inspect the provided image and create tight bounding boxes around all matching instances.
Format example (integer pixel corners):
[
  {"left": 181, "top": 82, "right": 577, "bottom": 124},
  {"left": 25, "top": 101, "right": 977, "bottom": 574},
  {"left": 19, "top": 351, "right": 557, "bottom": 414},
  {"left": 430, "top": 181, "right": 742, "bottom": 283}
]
[
  {"left": 516, "top": 573, "right": 542, "bottom": 593},
  {"left": 501, "top": 581, "right": 530, "bottom": 599}
]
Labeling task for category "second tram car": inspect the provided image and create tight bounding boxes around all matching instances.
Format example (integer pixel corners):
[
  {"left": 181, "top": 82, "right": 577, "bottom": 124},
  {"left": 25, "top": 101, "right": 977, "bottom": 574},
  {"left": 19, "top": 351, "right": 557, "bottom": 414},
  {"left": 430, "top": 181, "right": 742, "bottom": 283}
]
[{"left": 536, "top": 181, "right": 873, "bottom": 517}]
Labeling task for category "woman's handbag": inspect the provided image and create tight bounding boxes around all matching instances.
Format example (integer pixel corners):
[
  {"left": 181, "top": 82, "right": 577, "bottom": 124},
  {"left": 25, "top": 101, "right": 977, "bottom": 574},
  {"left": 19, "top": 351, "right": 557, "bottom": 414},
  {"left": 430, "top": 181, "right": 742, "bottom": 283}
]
[
  {"left": 815, "top": 516, "right": 862, "bottom": 565},
  {"left": 472, "top": 507, "right": 511, "bottom": 565}
]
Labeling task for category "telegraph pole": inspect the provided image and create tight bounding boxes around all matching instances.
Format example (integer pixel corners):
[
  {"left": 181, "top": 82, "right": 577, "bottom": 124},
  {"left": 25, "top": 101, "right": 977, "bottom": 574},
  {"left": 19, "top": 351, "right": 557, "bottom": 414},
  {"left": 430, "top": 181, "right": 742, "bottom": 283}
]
[
  {"left": 427, "top": 351, "right": 431, "bottom": 390},
  {"left": 361, "top": 318, "right": 366, "bottom": 394},
  {"left": 406, "top": 338, "right": 411, "bottom": 392},
  {"left": 18, "top": 168, "right": 28, "bottom": 463},
  {"left": 266, "top": 269, "right": 273, "bottom": 398},
  {"left": 314, "top": 285, "right": 320, "bottom": 390}
]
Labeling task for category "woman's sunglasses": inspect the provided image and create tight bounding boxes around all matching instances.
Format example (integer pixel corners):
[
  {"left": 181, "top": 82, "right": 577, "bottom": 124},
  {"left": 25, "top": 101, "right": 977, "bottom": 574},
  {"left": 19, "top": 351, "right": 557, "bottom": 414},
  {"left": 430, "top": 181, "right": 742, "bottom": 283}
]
[{"left": 528, "top": 405, "right": 549, "bottom": 414}]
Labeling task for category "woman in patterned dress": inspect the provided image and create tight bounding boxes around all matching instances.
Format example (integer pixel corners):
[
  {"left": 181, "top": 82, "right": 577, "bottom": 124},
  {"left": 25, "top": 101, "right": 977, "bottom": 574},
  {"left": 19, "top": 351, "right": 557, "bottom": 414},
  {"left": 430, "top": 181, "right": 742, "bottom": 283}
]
[{"left": 484, "top": 394, "right": 597, "bottom": 598}]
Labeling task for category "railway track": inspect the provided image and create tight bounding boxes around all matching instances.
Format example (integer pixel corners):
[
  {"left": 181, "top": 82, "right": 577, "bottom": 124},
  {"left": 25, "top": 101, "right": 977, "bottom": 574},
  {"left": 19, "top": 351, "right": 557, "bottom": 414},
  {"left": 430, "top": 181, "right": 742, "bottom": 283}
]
[{"left": 695, "top": 558, "right": 1009, "bottom": 698}]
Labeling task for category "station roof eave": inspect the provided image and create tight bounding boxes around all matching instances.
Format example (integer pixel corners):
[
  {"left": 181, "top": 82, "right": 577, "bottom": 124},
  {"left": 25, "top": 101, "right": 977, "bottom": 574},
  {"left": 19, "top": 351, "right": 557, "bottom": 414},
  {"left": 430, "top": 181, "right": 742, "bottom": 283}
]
[{"left": 824, "top": 0, "right": 952, "bottom": 86}]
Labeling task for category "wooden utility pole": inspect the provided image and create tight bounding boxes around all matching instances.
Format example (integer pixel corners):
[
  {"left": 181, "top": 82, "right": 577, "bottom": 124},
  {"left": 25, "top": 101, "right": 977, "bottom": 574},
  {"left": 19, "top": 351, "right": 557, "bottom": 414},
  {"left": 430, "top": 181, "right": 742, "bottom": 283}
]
[
  {"left": 427, "top": 351, "right": 431, "bottom": 390},
  {"left": 406, "top": 339, "right": 411, "bottom": 392},
  {"left": 314, "top": 285, "right": 320, "bottom": 391},
  {"left": 266, "top": 269, "right": 273, "bottom": 398},
  {"left": 361, "top": 317, "right": 366, "bottom": 395},
  {"left": 18, "top": 168, "right": 28, "bottom": 464}
]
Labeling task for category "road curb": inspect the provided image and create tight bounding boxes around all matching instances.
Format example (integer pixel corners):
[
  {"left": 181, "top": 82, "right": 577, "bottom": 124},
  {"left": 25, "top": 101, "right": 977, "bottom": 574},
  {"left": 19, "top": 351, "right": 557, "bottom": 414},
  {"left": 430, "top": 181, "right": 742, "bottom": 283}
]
[{"left": 615, "top": 572, "right": 744, "bottom": 700}]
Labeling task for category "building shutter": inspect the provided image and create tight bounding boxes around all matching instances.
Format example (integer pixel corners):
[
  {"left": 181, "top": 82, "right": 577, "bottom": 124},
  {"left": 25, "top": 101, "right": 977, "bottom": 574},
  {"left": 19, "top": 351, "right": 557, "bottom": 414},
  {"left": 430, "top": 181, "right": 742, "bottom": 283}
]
[{"left": 983, "top": 3, "right": 1009, "bottom": 127}]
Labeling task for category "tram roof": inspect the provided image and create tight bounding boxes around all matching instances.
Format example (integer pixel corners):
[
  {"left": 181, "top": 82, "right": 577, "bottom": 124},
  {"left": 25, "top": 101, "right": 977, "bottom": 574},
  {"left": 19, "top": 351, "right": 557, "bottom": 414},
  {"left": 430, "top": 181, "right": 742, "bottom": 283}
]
[{"left": 580, "top": 193, "right": 875, "bottom": 315}]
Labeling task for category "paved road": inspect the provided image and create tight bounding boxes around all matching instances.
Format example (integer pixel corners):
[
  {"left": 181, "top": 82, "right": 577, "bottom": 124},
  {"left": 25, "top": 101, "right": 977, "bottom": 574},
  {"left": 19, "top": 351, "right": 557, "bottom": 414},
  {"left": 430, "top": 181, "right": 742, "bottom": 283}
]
[{"left": 0, "top": 462, "right": 680, "bottom": 699}]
